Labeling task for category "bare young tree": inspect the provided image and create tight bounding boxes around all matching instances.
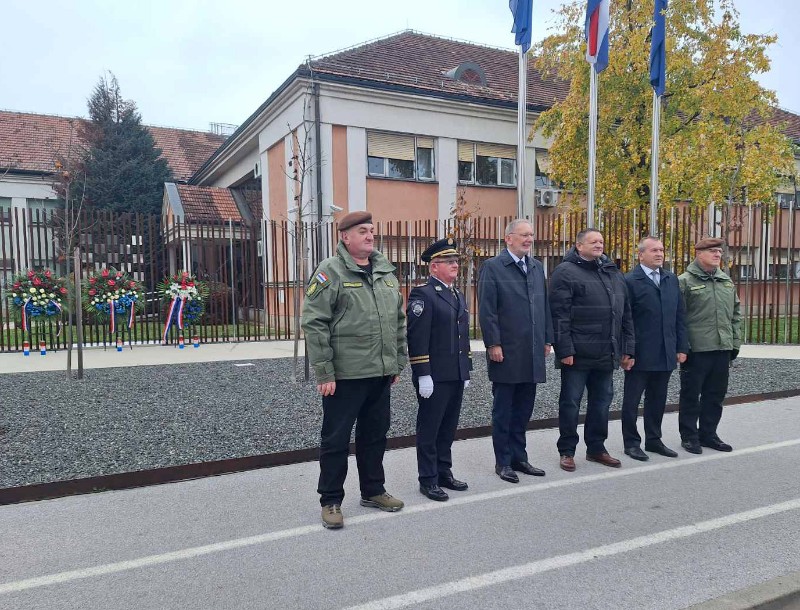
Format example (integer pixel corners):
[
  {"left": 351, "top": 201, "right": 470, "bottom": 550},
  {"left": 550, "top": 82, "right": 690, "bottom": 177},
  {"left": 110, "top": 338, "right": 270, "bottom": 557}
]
[
  {"left": 448, "top": 187, "right": 481, "bottom": 319},
  {"left": 281, "top": 83, "right": 324, "bottom": 382},
  {"left": 51, "top": 120, "right": 91, "bottom": 379}
]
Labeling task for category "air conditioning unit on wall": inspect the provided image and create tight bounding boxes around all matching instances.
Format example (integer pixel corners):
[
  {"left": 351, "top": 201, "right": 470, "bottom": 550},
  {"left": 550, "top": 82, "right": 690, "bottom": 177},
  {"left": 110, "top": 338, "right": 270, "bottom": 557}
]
[{"left": 536, "top": 189, "right": 560, "bottom": 207}]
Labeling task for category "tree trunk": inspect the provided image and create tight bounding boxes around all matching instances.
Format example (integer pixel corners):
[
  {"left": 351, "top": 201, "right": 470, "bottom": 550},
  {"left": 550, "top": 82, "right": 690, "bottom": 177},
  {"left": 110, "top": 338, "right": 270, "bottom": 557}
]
[{"left": 74, "top": 246, "right": 84, "bottom": 379}]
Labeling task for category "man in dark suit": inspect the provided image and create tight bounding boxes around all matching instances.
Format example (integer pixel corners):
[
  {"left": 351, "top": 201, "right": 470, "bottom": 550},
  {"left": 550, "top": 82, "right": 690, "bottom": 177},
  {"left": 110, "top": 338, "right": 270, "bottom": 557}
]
[
  {"left": 478, "top": 219, "right": 553, "bottom": 484},
  {"left": 407, "top": 238, "right": 472, "bottom": 502},
  {"left": 621, "top": 236, "right": 688, "bottom": 461}
]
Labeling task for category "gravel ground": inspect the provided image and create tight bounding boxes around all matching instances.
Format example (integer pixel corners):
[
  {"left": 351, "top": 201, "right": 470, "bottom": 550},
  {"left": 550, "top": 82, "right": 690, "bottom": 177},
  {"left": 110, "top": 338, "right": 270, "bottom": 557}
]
[{"left": 1, "top": 357, "right": 798, "bottom": 488}]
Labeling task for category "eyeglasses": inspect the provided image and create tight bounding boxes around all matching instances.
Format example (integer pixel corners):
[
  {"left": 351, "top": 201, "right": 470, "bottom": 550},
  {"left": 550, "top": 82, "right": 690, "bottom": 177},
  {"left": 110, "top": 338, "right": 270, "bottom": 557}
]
[
  {"left": 510, "top": 233, "right": 534, "bottom": 238},
  {"left": 705, "top": 248, "right": 723, "bottom": 254}
]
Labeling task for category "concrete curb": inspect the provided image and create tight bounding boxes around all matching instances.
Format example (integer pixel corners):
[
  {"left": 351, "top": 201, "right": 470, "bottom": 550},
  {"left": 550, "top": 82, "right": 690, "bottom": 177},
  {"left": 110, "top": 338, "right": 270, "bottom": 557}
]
[{"left": 687, "top": 569, "right": 800, "bottom": 609}]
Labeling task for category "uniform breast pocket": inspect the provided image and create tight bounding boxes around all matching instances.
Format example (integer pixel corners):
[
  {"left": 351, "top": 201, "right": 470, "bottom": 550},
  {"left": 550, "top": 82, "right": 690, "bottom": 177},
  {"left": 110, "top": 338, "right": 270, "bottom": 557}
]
[{"left": 332, "top": 294, "right": 361, "bottom": 337}]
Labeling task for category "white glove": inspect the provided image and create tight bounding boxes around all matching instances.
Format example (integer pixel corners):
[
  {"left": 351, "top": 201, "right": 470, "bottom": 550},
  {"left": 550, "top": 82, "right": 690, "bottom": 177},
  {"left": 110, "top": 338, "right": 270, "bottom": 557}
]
[
  {"left": 418, "top": 375, "right": 434, "bottom": 398},
  {"left": 464, "top": 380, "right": 470, "bottom": 389}
]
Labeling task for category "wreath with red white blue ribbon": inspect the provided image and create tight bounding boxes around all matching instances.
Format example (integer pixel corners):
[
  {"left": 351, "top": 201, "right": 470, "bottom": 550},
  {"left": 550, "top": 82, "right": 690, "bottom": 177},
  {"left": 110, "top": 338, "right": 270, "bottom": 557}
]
[
  {"left": 83, "top": 267, "right": 144, "bottom": 333},
  {"left": 8, "top": 269, "right": 68, "bottom": 332},
  {"left": 158, "top": 271, "right": 208, "bottom": 342}
]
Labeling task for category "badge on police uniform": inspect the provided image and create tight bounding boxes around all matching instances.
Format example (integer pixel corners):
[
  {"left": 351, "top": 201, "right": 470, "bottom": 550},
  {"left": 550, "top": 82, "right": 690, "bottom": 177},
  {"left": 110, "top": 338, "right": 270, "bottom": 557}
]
[{"left": 410, "top": 300, "right": 425, "bottom": 317}]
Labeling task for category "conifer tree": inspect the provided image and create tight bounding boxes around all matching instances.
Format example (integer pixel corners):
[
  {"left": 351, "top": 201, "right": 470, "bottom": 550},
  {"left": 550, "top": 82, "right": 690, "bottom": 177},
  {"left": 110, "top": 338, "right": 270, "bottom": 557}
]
[{"left": 80, "top": 73, "right": 171, "bottom": 215}]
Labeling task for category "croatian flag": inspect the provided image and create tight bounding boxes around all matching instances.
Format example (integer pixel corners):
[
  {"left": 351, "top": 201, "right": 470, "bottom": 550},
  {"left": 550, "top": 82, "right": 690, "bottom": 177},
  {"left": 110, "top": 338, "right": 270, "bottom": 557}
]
[
  {"left": 585, "top": 0, "right": 610, "bottom": 73},
  {"left": 509, "top": 0, "right": 533, "bottom": 53},
  {"left": 649, "top": 0, "right": 667, "bottom": 96}
]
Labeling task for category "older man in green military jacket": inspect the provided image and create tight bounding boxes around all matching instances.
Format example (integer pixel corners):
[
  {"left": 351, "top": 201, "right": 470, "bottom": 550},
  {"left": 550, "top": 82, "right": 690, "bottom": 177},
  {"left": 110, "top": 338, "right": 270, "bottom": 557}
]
[
  {"left": 678, "top": 237, "right": 742, "bottom": 454},
  {"left": 301, "top": 211, "right": 407, "bottom": 529}
]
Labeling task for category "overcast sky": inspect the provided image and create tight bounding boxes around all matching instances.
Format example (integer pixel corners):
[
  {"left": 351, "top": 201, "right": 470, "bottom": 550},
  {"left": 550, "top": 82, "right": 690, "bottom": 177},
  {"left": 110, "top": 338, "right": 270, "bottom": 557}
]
[{"left": 2, "top": 0, "right": 797, "bottom": 132}]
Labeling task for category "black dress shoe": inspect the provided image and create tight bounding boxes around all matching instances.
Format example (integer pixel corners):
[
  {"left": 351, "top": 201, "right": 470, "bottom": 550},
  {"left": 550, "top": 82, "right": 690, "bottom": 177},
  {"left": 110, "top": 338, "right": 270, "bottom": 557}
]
[
  {"left": 624, "top": 447, "right": 649, "bottom": 461},
  {"left": 700, "top": 437, "right": 733, "bottom": 452},
  {"left": 681, "top": 439, "right": 703, "bottom": 454},
  {"left": 419, "top": 484, "right": 449, "bottom": 501},
  {"left": 494, "top": 465, "right": 519, "bottom": 484},
  {"left": 438, "top": 476, "right": 469, "bottom": 491},
  {"left": 511, "top": 461, "right": 546, "bottom": 476},
  {"left": 644, "top": 442, "right": 678, "bottom": 458}
]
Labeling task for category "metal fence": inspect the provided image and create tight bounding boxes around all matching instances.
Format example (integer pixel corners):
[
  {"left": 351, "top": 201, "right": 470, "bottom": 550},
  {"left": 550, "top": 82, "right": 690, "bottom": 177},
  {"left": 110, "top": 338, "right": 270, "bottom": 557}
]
[{"left": 0, "top": 204, "right": 798, "bottom": 352}]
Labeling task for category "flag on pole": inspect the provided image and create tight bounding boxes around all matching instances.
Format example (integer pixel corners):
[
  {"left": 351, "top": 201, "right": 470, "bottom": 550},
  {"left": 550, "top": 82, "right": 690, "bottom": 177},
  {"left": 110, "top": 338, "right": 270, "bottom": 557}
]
[
  {"left": 509, "top": 0, "right": 533, "bottom": 53},
  {"left": 585, "top": 0, "right": 610, "bottom": 73},
  {"left": 649, "top": 0, "right": 667, "bottom": 96}
]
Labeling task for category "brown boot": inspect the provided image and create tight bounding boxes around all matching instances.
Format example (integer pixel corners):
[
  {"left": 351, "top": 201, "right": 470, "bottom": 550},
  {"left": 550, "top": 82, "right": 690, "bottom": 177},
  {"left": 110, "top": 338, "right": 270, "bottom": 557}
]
[
  {"left": 559, "top": 455, "right": 576, "bottom": 472},
  {"left": 321, "top": 504, "right": 343, "bottom": 529}
]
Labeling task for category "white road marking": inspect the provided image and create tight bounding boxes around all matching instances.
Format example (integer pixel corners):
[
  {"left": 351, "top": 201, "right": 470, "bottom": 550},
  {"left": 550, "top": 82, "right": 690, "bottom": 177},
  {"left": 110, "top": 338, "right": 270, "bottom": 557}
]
[
  {"left": 1, "top": 437, "right": 799, "bottom": 595},
  {"left": 343, "top": 496, "right": 800, "bottom": 610}
]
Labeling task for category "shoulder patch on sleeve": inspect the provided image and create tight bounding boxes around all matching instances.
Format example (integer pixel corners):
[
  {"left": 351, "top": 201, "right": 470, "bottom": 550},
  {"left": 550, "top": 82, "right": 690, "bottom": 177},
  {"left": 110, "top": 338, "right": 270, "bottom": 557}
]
[{"left": 410, "top": 299, "right": 425, "bottom": 317}]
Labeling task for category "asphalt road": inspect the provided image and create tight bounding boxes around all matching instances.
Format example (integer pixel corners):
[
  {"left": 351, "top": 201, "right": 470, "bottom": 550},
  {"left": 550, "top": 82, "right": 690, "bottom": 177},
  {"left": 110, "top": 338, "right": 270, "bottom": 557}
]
[{"left": 1, "top": 397, "right": 798, "bottom": 610}]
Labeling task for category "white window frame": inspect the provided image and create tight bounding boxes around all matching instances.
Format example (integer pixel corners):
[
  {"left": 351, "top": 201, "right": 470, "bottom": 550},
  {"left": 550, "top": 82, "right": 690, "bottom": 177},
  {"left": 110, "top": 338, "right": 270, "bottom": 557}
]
[
  {"left": 457, "top": 141, "right": 517, "bottom": 187},
  {"left": 366, "top": 132, "right": 436, "bottom": 182}
]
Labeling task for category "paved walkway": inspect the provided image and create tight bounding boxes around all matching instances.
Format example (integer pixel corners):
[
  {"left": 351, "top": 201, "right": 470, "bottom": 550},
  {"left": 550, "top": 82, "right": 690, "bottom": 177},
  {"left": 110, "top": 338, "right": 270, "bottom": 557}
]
[
  {"left": 1, "top": 398, "right": 798, "bottom": 609},
  {"left": 1, "top": 340, "right": 799, "bottom": 374}
]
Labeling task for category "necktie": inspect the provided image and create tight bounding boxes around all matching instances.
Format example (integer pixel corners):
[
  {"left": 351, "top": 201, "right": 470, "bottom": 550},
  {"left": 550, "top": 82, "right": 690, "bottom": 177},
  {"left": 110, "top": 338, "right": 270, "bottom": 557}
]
[
  {"left": 517, "top": 258, "right": 527, "bottom": 275},
  {"left": 650, "top": 270, "right": 660, "bottom": 286}
]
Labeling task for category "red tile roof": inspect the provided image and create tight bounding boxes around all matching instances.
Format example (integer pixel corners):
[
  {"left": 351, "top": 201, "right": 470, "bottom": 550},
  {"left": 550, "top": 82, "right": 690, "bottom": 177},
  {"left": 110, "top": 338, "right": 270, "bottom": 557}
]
[
  {"left": 309, "top": 31, "right": 800, "bottom": 142},
  {"left": 309, "top": 31, "right": 569, "bottom": 110},
  {"left": 766, "top": 107, "right": 800, "bottom": 142},
  {"left": 175, "top": 184, "right": 242, "bottom": 222},
  {"left": 0, "top": 110, "right": 227, "bottom": 181}
]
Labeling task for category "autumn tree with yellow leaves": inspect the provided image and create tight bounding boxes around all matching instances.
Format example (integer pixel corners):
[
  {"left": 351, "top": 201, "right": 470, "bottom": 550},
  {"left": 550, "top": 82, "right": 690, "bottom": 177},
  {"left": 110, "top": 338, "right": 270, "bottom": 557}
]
[{"left": 534, "top": 0, "right": 795, "bottom": 233}]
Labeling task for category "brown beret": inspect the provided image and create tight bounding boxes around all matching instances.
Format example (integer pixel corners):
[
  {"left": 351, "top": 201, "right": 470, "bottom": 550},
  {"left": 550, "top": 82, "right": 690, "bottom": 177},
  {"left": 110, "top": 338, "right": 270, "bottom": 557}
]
[
  {"left": 694, "top": 237, "right": 724, "bottom": 251},
  {"left": 338, "top": 211, "right": 372, "bottom": 231}
]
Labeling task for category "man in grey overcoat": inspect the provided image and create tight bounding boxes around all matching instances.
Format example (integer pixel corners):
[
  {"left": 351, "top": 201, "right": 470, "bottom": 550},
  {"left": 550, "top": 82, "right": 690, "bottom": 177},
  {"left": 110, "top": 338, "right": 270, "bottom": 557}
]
[{"left": 478, "top": 219, "right": 553, "bottom": 483}]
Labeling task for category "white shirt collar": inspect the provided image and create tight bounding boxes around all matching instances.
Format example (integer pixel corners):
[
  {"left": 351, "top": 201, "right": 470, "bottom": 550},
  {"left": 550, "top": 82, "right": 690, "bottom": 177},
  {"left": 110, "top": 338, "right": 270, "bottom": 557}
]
[
  {"left": 431, "top": 276, "right": 451, "bottom": 290},
  {"left": 640, "top": 264, "right": 660, "bottom": 276},
  {"left": 508, "top": 251, "right": 526, "bottom": 265}
]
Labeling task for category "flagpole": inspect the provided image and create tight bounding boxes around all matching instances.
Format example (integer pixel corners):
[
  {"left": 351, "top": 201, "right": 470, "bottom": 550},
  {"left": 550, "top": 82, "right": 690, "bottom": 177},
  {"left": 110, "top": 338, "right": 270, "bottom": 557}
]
[
  {"left": 587, "top": 65, "right": 598, "bottom": 226},
  {"left": 517, "top": 45, "right": 527, "bottom": 220},
  {"left": 649, "top": 90, "right": 661, "bottom": 236}
]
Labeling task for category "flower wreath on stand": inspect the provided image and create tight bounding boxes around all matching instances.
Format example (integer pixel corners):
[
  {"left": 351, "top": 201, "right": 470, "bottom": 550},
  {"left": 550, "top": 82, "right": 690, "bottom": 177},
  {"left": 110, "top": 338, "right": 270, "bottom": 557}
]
[
  {"left": 158, "top": 271, "right": 208, "bottom": 347},
  {"left": 8, "top": 269, "right": 68, "bottom": 354},
  {"left": 83, "top": 267, "right": 144, "bottom": 350}
]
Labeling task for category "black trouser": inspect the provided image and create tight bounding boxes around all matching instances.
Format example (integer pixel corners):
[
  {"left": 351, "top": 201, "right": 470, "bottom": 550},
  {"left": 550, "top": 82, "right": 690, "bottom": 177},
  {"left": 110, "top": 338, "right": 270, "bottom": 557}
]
[
  {"left": 317, "top": 376, "right": 391, "bottom": 506},
  {"left": 557, "top": 368, "right": 614, "bottom": 456},
  {"left": 621, "top": 370, "right": 673, "bottom": 449},
  {"left": 491, "top": 382, "right": 537, "bottom": 466},
  {"left": 414, "top": 379, "right": 464, "bottom": 486},
  {"left": 678, "top": 351, "right": 731, "bottom": 442}
]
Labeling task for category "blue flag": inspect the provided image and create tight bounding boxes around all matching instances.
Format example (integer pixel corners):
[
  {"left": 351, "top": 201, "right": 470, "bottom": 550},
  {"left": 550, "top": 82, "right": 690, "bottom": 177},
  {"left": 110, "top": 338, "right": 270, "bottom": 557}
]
[
  {"left": 649, "top": 0, "right": 667, "bottom": 96},
  {"left": 509, "top": 0, "right": 533, "bottom": 53}
]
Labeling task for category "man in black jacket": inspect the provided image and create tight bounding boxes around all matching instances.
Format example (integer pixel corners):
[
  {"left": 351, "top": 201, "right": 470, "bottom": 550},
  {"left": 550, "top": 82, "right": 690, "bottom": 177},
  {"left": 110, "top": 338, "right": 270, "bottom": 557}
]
[
  {"left": 621, "top": 236, "right": 688, "bottom": 461},
  {"left": 550, "top": 229, "right": 635, "bottom": 472},
  {"left": 478, "top": 219, "right": 553, "bottom": 484}
]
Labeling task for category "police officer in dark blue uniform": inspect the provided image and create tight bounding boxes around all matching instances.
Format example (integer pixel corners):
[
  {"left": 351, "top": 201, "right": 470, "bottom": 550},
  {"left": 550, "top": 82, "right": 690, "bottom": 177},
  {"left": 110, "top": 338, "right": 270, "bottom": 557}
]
[{"left": 407, "top": 238, "right": 472, "bottom": 502}]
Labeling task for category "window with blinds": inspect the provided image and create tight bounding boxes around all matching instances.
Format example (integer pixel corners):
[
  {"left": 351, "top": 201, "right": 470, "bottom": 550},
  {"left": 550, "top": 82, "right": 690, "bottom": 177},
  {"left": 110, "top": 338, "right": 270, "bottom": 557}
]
[
  {"left": 457, "top": 140, "right": 516, "bottom": 187},
  {"left": 367, "top": 131, "right": 436, "bottom": 181}
]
